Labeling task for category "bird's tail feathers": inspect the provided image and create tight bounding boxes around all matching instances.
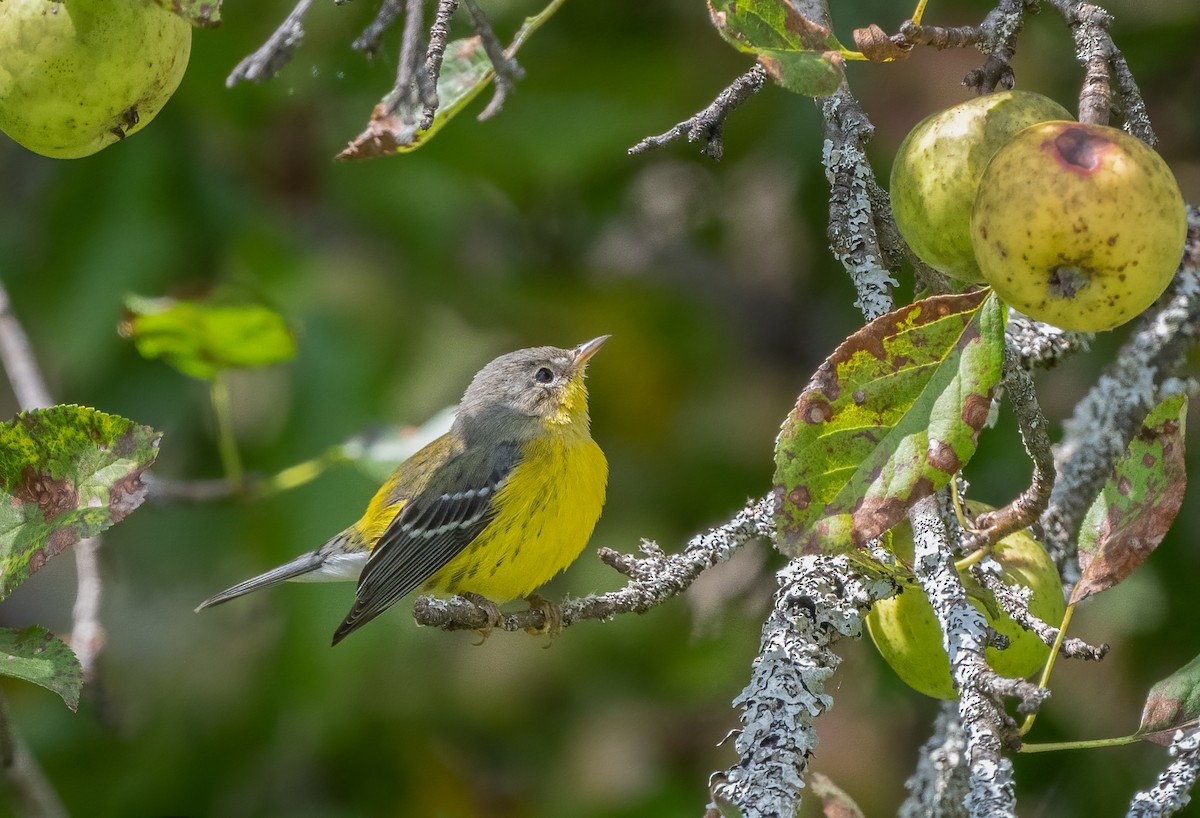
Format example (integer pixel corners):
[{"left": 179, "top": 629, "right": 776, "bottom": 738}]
[{"left": 195, "top": 550, "right": 326, "bottom": 612}]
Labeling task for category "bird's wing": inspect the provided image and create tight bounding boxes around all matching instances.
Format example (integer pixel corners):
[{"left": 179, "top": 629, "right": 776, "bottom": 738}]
[{"left": 331, "top": 439, "right": 522, "bottom": 644}]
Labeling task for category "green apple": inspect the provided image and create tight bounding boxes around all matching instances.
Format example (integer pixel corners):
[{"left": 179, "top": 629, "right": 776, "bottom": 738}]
[
  {"left": 890, "top": 91, "right": 1073, "bottom": 283},
  {"left": 866, "top": 508, "right": 1065, "bottom": 700},
  {"left": 0, "top": 0, "right": 192, "bottom": 159},
  {"left": 971, "top": 121, "right": 1187, "bottom": 332}
]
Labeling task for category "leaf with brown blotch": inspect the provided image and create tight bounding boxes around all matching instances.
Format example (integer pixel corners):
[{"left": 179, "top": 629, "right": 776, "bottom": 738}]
[
  {"left": 1071, "top": 393, "right": 1187, "bottom": 605},
  {"left": 0, "top": 406, "right": 161, "bottom": 601},
  {"left": 1138, "top": 651, "right": 1200, "bottom": 745},
  {"left": 773, "top": 291, "right": 1004, "bottom": 557}
]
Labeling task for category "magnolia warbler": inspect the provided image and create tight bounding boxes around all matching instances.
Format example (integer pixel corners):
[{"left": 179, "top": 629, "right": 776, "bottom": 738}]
[{"left": 197, "top": 337, "right": 610, "bottom": 645}]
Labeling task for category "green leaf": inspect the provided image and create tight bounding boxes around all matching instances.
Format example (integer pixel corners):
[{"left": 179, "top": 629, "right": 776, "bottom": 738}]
[
  {"left": 707, "top": 0, "right": 846, "bottom": 97},
  {"left": 151, "top": 0, "right": 221, "bottom": 27},
  {"left": 0, "top": 406, "right": 161, "bottom": 601},
  {"left": 123, "top": 289, "right": 296, "bottom": 381},
  {"left": 773, "top": 291, "right": 1004, "bottom": 557},
  {"left": 0, "top": 626, "right": 83, "bottom": 711},
  {"left": 1071, "top": 393, "right": 1187, "bottom": 605},
  {"left": 1138, "top": 651, "right": 1200, "bottom": 744}
]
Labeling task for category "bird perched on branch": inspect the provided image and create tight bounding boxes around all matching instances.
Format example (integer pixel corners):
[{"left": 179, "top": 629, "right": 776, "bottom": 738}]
[{"left": 196, "top": 337, "right": 610, "bottom": 645}]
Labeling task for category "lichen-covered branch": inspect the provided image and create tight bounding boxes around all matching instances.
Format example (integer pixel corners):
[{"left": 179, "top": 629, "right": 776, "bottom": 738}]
[
  {"left": 412, "top": 495, "right": 773, "bottom": 633},
  {"left": 1041, "top": 207, "right": 1200, "bottom": 571},
  {"left": 1005, "top": 312, "right": 1092, "bottom": 369},
  {"left": 461, "top": 0, "right": 525, "bottom": 120},
  {"left": 973, "top": 569, "right": 1107, "bottom": 661},
  {"left": 901, "top": 704, "right": 972, "bottom": 818},
  {"left": 708, "top": 554, "right": 894, "bottom": 817},
  {"left": 1127, "top": 728, "right": 1200, "bottom": 817},
  {"left": 627, "top": 65, "right": 767, "bottom": 160},
  {"left": 819, "top": 88, "right": 898, "bottom": 321}
]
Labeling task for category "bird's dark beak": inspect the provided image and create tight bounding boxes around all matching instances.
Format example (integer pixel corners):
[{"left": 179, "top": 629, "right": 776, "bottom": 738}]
[{"left": 571, "top": 335, "right": 610, "bottom": 369}]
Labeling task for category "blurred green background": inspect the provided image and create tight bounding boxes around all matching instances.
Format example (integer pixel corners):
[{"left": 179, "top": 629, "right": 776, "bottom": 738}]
[{"left": 1, "top": 0, "right": 1199, "bottom": 815}]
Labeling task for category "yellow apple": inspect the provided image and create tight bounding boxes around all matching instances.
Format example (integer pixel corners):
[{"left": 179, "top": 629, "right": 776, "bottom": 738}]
[{"left": 971, "top": 121, "right": 1187, "bottom": 331}]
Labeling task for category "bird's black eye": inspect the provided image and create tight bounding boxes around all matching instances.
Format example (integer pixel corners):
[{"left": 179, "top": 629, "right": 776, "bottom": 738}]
[{"left": 535, "top": 366, "right": 554, "bottom": 384}]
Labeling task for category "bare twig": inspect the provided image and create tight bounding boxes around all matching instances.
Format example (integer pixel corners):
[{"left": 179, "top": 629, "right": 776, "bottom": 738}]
[
  {"left": 973, "top": 569, "right": 1108, "bottom": 661},
  {"left": 628, "top": 65, "right": 767, "bottom": 160},
  {"left": 0, "top": 691, "right": 68, "bottom": 818},
  {"left": 353, "top": 0, "right": 404, "bottom": 58},
  {"left": 413, "top": 495, "right": 773, "bottom": 632},
  {"left": 0, "top": 284, "right": 52, "bottom": 409},
  {"left": 383, "top": 0, "right": 434, "bottom": 115},
  {"left": 227, "top": 0, "right": 315, "bottom": 87},
  {"left": 963, "top": 0, "right": 1027, "bottom": 93},
  {"left": 897, "top": 19, "right": 984, "bottom": 50},
  {"left": 420, "top": 0, "right": 461, "bottom": 126},
  {"left": 461, "top": 0, "right": 525, "bottom": 120},
  {"left": 966, "top": 350, "right": 1055, "bottom": 549}
]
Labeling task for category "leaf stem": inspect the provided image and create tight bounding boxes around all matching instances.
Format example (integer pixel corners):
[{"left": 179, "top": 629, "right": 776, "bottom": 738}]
[
  {"left": 253, "top": 446, "right": 351, "bottom": 498},
  {"left": 210, "top": 373, "right": 244, "bottom": 491},
  {"left": 1019, "top": 732, "right": 1141, "bottom": 753},
  {"left": 1020, "top": 602, "right": 1077, "bottom": 735}
]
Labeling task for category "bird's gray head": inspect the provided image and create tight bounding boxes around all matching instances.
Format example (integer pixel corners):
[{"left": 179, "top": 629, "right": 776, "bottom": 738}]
[{"left": 455, "top": 336, "right": 609, "bottom": 439}]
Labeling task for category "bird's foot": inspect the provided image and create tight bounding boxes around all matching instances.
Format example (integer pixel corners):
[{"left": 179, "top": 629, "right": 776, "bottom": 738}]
[
  {"left": 463, "top": 592, "right": 505, "bottom": 645},
  {"left": 523, "top": 593, "right": 563, "bottom": 643}
]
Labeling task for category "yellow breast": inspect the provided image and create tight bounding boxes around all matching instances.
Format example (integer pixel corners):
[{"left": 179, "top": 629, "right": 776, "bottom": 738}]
[{"left": 426, "top": 431, "right": 608, "bottom": 601}]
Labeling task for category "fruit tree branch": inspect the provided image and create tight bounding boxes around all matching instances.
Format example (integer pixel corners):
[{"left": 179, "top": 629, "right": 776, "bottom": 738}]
[
  {"left": 900, "top": 704, "right": 972, "bottom": 817},
  {"left": 227, "top": 0, "right": 315, "bottom": 87},
  {"left": 708, "top": 554, "right": 894, "bottom": 817},
  {"left": 412, "top": 495, "right": 773, "bottom": 633},
  {"left": 962, "top": 0, "right": 1027, "bottom": 93},
  {"left": 628, "top": 65, "right": 768, "bottom": 160},
  {"left": 1127, "top": 727, "right": 1200, "bottom": 817}
]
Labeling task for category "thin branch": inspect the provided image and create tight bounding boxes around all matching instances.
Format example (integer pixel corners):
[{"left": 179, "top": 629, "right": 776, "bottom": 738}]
[
  {"left": 1005, "top": 311, "right": 1092, "bottom": 370},
  {"left": 382, "top": 0, "right": 433, "bottom": 115},
  {"left": 0, "top": 284, "right": 52, "bottom": 409},
  {"left": 0, "top": 690, "right": 67, "bottom": 818},
  {"left": 226, "top": 0, "right": 315, "bottom": 88},
  {"left": 461, "top": 0, "right": 526, "bottom": 121},
  {"left": 353, "top": 0, "right": 404, "bottom": 58},
  {"left": 973, "top": 569, "right": 1107, "bottom": 661},
  {"left": 910, "top": 495, "right": 1022, "bottom": 816},
  {"left": 897, "top": 19, "right": 984, "bottom": 50},
  {"left": 963, "top": 0, "right": 1027, "bottom": 93},
  {"left": 420, "top": 0, "right": 461, "bottom": 127},
  {"left": 412, "top": 495, "right": 773, "bottom": 632},
  {"left": 628, "top": 65, "right": 767, "bottom": 160},
  {"left": 966, "top": 349, "right": 1056, "bottom": 550}
]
